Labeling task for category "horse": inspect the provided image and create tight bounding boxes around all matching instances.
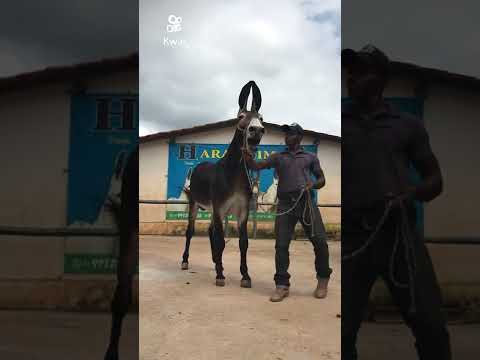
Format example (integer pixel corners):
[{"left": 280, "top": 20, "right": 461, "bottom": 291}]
[
  {"left": 104, "top": 145, "right": 139, "bottom": 360},
  {"left": 180, "top": 81, "right": 265, "bottom": 288}
]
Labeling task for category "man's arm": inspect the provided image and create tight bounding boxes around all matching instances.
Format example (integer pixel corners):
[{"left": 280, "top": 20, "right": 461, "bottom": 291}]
[
  {"left": 407, "top": 121, "right": 443, "bottom": 202},
  {"left": 307, "top": 156, "right": 326, "bottom": 190},
  {"left": 242, "top": 148, "right": 276, "bottom": 170}
]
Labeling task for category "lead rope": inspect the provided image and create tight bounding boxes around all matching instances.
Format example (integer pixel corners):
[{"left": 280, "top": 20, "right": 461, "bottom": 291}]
[
  {"left": 341, "top": 201, "right": 393, "bottom": 260},
  {"left": 301, "top": 189, "right": 318, "bottom": 237},
  {"left": 342, "top": 199, "right": 417, "bottom": 315},
  {"left": 389, "top": 201, "right": 417, "bottom": 315}
]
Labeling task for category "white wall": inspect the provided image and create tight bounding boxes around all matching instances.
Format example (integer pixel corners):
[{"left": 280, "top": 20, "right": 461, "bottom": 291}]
[
  {"left": 0, "top": 83, "right": 71, "bottom": 228},
  {"left": 140, "top": 139, "right": 169, "bottom": 223},
  {"left": 139, "top": 125, "right": 341, "bottom": 227},
  {"left": 423, "top": 82, "right": 480, "bottom": 239}
]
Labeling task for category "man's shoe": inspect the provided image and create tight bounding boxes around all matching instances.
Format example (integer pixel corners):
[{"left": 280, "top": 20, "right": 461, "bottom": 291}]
[
  {"left": 314, "top": 278, "right": 329, "bottom": 299},
  {"left": 270, "top": 287, "right": 289, "bottom": 302}
]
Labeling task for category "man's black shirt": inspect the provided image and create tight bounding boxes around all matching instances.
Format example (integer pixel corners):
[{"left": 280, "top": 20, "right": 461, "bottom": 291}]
[
  {"left": 342, "top": 102, "right": 433, "bottom": 211},
  {"left": 265, "top": 148, "right": 322, "bottom": 194}
]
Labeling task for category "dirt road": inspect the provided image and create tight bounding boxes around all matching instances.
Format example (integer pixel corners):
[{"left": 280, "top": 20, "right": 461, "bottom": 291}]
[{"left": 140, "top": 235, "right": 341, "bottom": 360}]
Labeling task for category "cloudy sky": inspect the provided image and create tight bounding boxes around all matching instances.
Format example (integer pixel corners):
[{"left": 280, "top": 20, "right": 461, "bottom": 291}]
[
  {"left": 342, "top": 0, "right": 480, "bottom": 79},
  {"left": 140, "top": 0, "right": 341, "bottom": 136},
  {"left": 1, "top": 1, "right": 477, "bottom": 137},
  {"left": 0, "top": 0, "right": 137, "bottom": 77}
]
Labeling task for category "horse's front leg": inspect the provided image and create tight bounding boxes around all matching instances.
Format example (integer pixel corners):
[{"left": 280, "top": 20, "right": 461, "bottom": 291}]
[
  {"left": 238, "top": 216, "right": 251, "bottom": 288},
  {"left": 211, "top": 211, "right": 226, "bottom": 286}
]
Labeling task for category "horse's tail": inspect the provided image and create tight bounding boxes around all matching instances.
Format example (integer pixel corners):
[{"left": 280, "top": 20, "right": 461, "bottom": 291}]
[
  {"left": 183, "top": 186, "right": 191, "bottom": 200},
  {"left": 107, "top": 197, "right": 122, "bottom": 231},
  {"left": 182, "top": 167, "right": 194, "bottom": 201}
]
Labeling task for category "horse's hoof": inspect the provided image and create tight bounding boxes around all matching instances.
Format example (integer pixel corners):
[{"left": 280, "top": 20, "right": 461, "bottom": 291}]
[
  {"left": 240, "top": 279, "right": 252, "bottom": 288},
  {"left": 181, "top": 262, "right": 189, "bottom": 270},
  {"left": 215, "top": 278, "right": 225, "bottom": 287},
  {"left": 104, "top": 347, "right": 118, "bottom": 360}
]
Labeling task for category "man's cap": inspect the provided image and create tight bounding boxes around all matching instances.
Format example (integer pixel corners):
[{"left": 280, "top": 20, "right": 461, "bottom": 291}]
[
  {"left": 341, "top": 44, "right": 390, "bottom": 75},
  {"left": 281, "top": 123, "right": 304, "bottom": 135}
]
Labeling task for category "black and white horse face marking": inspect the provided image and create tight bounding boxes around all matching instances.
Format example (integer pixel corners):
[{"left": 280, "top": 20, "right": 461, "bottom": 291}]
[
  {"left": 238, "top": 110, "right": 265, "bottom": 150},
  {"left": 237, "top": 81, "right": 265, "bottom": 151}
]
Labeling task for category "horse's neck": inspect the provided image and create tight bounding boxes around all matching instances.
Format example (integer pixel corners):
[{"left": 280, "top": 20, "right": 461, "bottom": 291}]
[{"left": 222, "top": 128, "right": 244, "bottom": 170}]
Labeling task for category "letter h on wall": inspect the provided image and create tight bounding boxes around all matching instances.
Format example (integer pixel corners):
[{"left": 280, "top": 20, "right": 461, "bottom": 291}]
[{"left": 179, "top": 144, "right": 196, "bottom": 160}]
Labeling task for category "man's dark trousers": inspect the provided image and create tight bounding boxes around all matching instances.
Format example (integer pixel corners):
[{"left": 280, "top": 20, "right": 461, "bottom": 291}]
[
  {"left": 274, "top": 190, "right": 332, "bottom": 287},
  {"left": 341, "top": 205, "right": 451, "bottom": 360}
]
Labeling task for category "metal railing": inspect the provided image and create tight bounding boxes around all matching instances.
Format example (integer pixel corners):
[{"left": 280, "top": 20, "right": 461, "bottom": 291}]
[
  {"left": 0, "top": 200, "right": 339, "bottom": 238},
  {"left": 139, "top": 199, "right": 341, "bottom": 207},
  {"left": 0, "top": 226, "right": 118, "bottom": 237},
  {"left": 140, "top": 199, "right": 341, "bottom": 239},
  {"left": 4, "top": 200, "right": 477, "bottom": 245}
]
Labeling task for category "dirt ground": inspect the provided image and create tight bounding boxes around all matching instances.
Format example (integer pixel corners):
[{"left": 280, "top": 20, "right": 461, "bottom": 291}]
[
  {"left": 1, "top": 236, "right": 477, "bottom": 359},
  {"left": 358, "top": 322, "right": 480, "bottom": 358},
  {"left": 0, "top": 311, "right": 477, "bottom": 360},
  {"left": 0, "top": 310, "right": 138, "bottom": 359},
  {"left": 140, "top": 235, "right": 341, "bottom": 360}
]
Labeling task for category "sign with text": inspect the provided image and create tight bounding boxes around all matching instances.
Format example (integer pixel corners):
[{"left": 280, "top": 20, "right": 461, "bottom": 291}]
[
  {"left": 167, "top": 143, "right": 318, "bottom": 221},
  {"left": 66, "top": 94, "right": 138, "bottom": 273}
]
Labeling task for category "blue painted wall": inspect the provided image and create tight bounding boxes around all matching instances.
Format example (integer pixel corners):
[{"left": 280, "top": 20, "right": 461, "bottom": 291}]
[{"left": 67, "top": 94, "right": 138, "bottom": 225}]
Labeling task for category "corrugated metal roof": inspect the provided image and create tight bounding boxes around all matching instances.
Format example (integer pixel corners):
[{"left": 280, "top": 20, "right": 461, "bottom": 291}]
[
  {"left": 2, "top": 53, "right": 478, "bottom": 93},
  {"left": 140, "top": 118, "right": 341, "bottom": 144},
  {"left": 0, "top": 53, "right": 138, "bottom": 93},
  {"left": 390, "top": 60, "right": 480, "bottom": 90}
]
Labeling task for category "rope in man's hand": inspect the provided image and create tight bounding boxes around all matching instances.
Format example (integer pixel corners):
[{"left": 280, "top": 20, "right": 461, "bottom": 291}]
[{"left": 342, "top": 193, "right": 418, "bottom": 315}]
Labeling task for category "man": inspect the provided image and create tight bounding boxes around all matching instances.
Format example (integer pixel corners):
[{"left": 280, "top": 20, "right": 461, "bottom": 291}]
[
  {"left": 242, "top": 123, "right": 332, "bottom": 302},
  {"left": 342, "top": 45, "right": 451, "bottom": 359}
]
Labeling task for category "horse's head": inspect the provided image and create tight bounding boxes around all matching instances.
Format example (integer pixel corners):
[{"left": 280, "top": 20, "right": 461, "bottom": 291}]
[{"left": 237, "top": 80, "right": 265, "bottom": 152}]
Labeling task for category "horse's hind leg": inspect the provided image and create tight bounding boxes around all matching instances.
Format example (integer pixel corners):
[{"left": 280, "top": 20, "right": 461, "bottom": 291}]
[
  {"left": 211, "top": 211, "right": 226, "bottom": 286},
  {"left": 181, "top": 202, "right": 198, "bottom": 270},
  {"left": 238, "top": 216, "right": 252, "bottom": 288},
  {"left": 208, "top": 223, "right": 215, "bottom": 264}
]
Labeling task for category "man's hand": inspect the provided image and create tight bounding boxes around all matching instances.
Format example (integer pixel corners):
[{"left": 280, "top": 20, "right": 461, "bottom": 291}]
[
  {"left": 385, "top": 189, "right": 416, "bottom": 208},
  {"left": 241, "top": 147, "right": 252, "bottom": 160},
  {"left": 241, "top": 147, "right": 256, "bottom": 169},
  {"left": 306, "top": 176, "right": 325, "bottom": 191},
  {"left": 242, "top": 148, "right": 273, "bottom": 171},
  {"left": 305, "top": 180, "right": 314, "bottom": 191}
]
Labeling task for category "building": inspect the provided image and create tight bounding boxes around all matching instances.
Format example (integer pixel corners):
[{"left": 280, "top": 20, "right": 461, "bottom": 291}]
[
  {"left": 342, "top": 59, "right": 480, "bottom": 304},
  {"left": 140, "top": 120, "right": 341, "bottom": 236},
  {"left": 0, "top": 54, "right": 138, "bottom": 308}
]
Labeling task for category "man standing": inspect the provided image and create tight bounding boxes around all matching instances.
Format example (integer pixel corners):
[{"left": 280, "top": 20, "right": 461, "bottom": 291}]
[
  {"left": 243, "top": 123, "right": 332, "bottom": 302},
  {"left": 341, "top": 45, "right": 451, "bottom": 359}
]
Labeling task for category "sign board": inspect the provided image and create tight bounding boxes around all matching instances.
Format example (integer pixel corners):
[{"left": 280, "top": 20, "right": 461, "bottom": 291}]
[
  {"left": 66, "top": 94, "right": 138, "bottom": 273},
  {"left": 166, "top": 143, "right": 318, "bottom": 221}
]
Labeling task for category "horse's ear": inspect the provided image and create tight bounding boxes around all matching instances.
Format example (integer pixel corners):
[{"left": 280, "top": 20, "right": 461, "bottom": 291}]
[
  {"left": 238, "top": 81, "right": 253, "bottom": 110},
  {"left": 251, "top": 81, "right": 262, "bottom": 112}
]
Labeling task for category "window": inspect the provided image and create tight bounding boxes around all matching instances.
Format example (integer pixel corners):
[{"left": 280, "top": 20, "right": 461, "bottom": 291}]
[
  {"left": 121, "top": 99, "right": 135, "bottom": 130},
  {"left": 96, "top": 99, "right": 111, "bottom": 129}
]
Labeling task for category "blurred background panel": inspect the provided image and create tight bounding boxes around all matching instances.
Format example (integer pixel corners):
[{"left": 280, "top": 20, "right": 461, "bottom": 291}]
[
  {"left": 0, "top": 1, "right": 139, "bottom": 359},
  {"left": 342, "top": 1, "right": 480, "bottom": 358}
]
